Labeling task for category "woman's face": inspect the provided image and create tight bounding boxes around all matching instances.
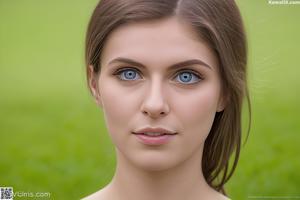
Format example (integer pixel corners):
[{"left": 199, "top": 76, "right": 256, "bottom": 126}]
[{"left": 90, "top": 17, "right": 225, "bottom": 171}]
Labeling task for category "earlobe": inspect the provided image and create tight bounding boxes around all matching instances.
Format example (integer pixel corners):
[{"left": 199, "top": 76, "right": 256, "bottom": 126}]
[
  {"left": 217, "top": 94, "right": 227, "bottom": 112},
  {"left": 217, "top": 105, "right": 225, "bottom": 112},
  {"left": 88, "top": 65, "right": 103, "bottom": 107}
]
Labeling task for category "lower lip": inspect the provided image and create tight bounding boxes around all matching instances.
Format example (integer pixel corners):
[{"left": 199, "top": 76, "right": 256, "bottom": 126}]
[{"left": 133, "top": 133, "right": 176, "bottom": 145}]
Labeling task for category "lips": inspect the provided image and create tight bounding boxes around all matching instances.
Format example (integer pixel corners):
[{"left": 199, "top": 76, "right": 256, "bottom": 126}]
[
  {"left": 132, "top": 132, "right": 178, "bottom": 138},
  {"left": 132, "top": 127, "right": 177, "bottom": 135},
  {"left": 133, "top": 133, "right": 171, "bottom": 137},
  {"left": 132, "top": 132, "right": 177, "bottom": 145},
  {"left": 132, "top": 126, "right": 177, "bottom": 145}
]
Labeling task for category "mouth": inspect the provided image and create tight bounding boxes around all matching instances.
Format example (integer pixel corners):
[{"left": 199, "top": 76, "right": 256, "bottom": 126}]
[
  {"left": 131, "top": 132, "right": 178, "bottom": 145},
  {"left": 132, "top": 132, "right": 178, "bottom": 136}
]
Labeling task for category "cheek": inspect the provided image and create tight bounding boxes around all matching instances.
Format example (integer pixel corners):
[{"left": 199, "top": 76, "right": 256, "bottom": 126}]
[
  {"left": 98, "top": 78, "right": 138, "bottom": 138},
  {"left": 174, "top": 86, "right": 220, "bottom": 138}
]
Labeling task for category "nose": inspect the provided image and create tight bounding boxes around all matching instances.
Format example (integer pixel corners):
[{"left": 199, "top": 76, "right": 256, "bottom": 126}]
[{"left": 140, "top": 78, "right": 170, "bottom": 118}]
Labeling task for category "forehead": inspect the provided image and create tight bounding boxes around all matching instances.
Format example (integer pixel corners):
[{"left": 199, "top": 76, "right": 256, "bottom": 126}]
[{"left": 101, "top": 17, "right": 218, "bottom": 70}]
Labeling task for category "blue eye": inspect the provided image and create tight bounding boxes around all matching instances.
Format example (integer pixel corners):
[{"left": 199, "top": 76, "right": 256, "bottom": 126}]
[
  {"left": 116, "top": 68, "right": 142, "bottom": 81},
  {"left": 175, "top": 71, "right": 200, "bottom": 84}
]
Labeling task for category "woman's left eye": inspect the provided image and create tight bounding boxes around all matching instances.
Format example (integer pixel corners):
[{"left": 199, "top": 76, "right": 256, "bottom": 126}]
[
  {"left": 113, "top": 67, "right": 202, "bottom": 84},
  {"left": 174, "top": 70, "right": 201, "bottom": 84}
]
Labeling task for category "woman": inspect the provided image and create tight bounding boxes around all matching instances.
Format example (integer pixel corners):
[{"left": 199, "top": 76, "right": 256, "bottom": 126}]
[{"left": 83, "top": 0, "right": 250, "bottom": 199}]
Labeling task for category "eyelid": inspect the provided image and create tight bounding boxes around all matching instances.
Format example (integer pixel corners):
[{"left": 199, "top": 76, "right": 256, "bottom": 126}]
[{"left": 112, "top": 66, "right": 141, "bottom": 75}]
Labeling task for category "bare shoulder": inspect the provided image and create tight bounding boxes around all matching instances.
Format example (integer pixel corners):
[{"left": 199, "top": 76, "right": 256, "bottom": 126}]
[
  {"left": 216, "top": 192, "right": 231, "bottom": 200},
  {"left": 81, "top": 190, "right": 103, "bottom": 200},
  {"left": 208, "top": 189, "right": 231, "bottom": 200},
  {"left": 81, "top": 187, "right": 110, "bottom": 200},
  {"left": 221, "top": 196, "right": 231, "bottom": 200}
]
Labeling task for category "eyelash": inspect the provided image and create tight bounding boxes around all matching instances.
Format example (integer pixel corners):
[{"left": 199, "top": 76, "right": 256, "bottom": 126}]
[{"left": 112, "top": 67, "right": 203, "bottom": 84}]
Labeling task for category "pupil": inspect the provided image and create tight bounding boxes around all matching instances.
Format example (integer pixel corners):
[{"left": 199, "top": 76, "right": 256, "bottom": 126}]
[
  {"left": 180, "top": 73, "right": 192, "bottom": 82},
  {"left": 125, "top": 71, "right": 136, "bottom": 79}
]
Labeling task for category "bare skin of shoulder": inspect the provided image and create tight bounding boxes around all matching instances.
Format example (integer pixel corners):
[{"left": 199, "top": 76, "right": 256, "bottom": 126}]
[{"left": 82, "top": 184, "right": 231, "bottom": 200}]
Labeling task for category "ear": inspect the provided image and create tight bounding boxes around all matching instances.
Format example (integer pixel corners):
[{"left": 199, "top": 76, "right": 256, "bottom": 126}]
[
  {"left": 216, "top": 93, "right": 228, "bottom": 112},
  {"left": 87, "top": 65, "right": 103, "bottom": 107}
]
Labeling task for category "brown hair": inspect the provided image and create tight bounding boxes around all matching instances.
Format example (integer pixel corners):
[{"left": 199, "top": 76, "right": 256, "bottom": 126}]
[{"left": 85, "top": 0, "right": 251, "bottom": 195}]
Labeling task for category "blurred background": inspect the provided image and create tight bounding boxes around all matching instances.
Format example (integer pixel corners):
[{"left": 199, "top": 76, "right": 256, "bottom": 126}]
[{"left": 0, "top": 0, "right": 299, "bottom": 199}]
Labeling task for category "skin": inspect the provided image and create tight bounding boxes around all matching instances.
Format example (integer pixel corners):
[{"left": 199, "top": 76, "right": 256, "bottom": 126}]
[{"left": 84, "top": 16, "right": 229, "bottom": 200}]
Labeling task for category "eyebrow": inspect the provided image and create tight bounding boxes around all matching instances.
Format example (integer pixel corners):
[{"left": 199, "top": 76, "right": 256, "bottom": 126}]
[{"left": 107, "top": 57, "right": 212, "bottom": 70}]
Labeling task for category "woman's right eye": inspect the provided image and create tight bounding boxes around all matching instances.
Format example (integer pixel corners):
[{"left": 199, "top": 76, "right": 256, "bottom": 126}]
[{"left": 113, "top": 67, "right": 142, "bottom": 81}]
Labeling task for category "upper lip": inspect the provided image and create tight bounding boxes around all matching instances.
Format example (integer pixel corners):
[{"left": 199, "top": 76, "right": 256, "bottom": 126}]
[{"left": 132, "top": 127, "right": 177, "bottom": 135}]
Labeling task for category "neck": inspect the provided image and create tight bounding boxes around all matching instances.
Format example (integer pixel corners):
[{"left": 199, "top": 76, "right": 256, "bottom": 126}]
[{"left": 107, "top": 145, "right": 215, "bottom": 200}]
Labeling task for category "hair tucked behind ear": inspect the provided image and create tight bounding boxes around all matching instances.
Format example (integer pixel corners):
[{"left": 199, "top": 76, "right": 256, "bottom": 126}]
[{"left": 85, "top": 0, "right": 251, "bottom": 194}]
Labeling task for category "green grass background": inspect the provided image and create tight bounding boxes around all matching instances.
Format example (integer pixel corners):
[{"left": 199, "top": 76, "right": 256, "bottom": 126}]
[{"left": 0, "top": 0, "right": 299, "bottom": 199}]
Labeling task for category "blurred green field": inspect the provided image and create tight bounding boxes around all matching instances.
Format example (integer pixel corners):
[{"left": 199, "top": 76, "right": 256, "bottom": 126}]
[{"left": 0, "top": 0, "right": 299, "bottom": 199}]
